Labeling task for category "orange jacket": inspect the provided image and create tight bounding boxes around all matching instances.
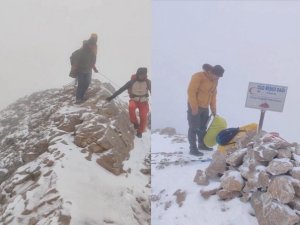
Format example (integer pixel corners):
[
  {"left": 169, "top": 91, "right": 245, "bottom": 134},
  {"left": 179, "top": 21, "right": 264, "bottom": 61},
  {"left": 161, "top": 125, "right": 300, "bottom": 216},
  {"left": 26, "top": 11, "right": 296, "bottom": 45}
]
[{"left": 187, "top": 71, "right": 218, "bottom": 114}]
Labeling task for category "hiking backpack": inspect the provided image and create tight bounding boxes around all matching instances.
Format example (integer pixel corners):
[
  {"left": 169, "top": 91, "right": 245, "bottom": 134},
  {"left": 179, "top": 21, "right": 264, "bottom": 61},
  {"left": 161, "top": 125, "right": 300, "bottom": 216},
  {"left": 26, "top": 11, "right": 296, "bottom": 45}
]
[
  {"left": 128, "top": 74, "right": 151, "bottom": 98},
  {"left": 216, "top": 127, "right": 240, "bottom": 145},
  {"left": 69, "top": 49, "right": 82, "bottom": 78}
]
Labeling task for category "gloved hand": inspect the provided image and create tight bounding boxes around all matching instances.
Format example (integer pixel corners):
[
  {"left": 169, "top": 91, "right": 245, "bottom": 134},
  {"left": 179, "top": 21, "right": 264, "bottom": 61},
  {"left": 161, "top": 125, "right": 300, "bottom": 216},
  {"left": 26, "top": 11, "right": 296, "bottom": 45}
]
[
  {"left": 93, "top": 67, "right": 99, "bottom": 73},
  {"left": 106, "top": 96, "right": 113, "bottom": 102}
]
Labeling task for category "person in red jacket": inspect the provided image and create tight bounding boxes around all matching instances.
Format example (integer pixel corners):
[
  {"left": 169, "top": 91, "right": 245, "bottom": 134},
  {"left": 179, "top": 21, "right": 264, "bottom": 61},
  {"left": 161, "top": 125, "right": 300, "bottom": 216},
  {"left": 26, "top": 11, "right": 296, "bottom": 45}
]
[{"left": 106, "top": 67, "right": 151, "bottom": 138}]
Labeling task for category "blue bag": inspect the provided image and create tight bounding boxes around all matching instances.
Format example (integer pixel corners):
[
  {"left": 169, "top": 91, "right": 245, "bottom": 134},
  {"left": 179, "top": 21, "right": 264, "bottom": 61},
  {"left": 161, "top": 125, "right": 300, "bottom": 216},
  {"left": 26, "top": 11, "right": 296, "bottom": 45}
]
[{"left": 216, "top": 127, "right": 240, "bottom": 145}]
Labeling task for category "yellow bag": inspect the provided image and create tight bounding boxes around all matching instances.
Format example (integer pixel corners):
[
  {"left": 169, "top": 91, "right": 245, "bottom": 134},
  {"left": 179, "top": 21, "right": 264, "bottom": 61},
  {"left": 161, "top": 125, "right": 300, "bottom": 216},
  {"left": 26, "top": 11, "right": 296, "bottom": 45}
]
[{"left": 203, "top": 115, "right": 227, "bottom": 147}]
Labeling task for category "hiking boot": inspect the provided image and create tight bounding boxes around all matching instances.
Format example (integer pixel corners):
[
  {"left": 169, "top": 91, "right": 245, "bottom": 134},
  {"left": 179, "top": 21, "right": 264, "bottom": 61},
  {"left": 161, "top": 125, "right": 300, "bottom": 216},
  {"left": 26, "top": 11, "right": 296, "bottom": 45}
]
[
  {"left": 75, "top": 99, "right": 84, "bottom": 104},
  {"left": 136, "top": 132, "right": 142, "bottom": 138},
  {"left": 198, "top": 143, "right": 213, "bottom": 151},
  {"left": 189, "top": 149, "right": 204, "bottom": 156},
  {"left": 133, "top": 123, "right": 139, "bottom": 130}
]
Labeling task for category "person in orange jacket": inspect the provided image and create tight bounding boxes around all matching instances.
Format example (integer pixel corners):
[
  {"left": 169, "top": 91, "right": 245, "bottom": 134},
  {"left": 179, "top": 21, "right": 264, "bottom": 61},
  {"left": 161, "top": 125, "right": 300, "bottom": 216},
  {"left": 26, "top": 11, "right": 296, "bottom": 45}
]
[
  {"left": 187, "top": 64, "right": 224, "bottom": 156},
  {"left": 106, "top": 67, "right": 151, "bottom": 138}
]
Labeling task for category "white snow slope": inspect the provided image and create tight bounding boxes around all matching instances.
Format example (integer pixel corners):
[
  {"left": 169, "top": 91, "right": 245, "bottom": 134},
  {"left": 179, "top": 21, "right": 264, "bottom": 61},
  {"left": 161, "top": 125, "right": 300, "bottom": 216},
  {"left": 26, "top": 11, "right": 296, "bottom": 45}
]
[
  {"left": 151, "top": 132, "right": 258, "bottom": 225},
  {"left": 53, "top": 131, "right": 151, "bottom": 225},
  {"left": 1, "top": 130, "right": 150, "bottom": 225}
]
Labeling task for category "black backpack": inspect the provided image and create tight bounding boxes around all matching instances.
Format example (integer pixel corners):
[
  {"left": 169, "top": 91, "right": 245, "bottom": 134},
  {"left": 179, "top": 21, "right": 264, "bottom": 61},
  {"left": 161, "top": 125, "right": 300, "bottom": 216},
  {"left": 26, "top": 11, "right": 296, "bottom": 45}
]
[
  {"left": 70, "top": 49, "right": 82, "bottom": 66},
  {"left": 69, "top": 49, "right": 82, "bottom": 78},
  {"left": 216, "top": 127, "right": 240, "bottom": 145}
]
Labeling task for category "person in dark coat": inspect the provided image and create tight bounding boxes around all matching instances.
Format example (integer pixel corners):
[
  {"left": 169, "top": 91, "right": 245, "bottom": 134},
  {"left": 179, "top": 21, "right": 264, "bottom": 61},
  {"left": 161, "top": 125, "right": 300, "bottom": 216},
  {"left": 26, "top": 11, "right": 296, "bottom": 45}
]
[{"left": 70, "top": 33, "right": 99, "bottom": 104}]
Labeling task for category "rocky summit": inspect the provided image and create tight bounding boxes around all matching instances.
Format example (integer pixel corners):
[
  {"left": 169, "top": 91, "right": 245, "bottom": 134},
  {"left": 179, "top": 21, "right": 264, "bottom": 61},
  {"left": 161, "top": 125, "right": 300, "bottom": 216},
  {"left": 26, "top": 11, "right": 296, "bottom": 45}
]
[
  {"left": 197, "top": 131, "right": 300, "bottom": 225},
  {"left": 0, "top": 79, "right": 150, "bottom": 225}
]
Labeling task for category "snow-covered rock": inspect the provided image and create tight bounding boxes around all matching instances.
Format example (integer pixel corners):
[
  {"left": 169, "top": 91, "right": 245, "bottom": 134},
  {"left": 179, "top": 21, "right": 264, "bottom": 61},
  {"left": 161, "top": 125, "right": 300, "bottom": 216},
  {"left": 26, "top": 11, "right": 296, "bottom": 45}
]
[
  {"left": 266, "top": 158, "right": 293, "bottom": 175},
  {"left": 251, "top": 192, "right": 300, "bottom": 225},
  {"left": 0, "top": 79, "right": 150, "bottom": 225},
  {"left": 267, "top": 176, "right": 295, "bottom": 204}
]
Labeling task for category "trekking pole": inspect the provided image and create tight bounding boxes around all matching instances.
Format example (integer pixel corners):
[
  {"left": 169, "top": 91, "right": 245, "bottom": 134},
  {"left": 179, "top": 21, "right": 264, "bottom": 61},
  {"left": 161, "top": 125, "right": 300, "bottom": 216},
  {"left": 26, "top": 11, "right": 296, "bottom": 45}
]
[
  {"left": 205, "top": 114, "right": 213, "bottom": 128},
  {"left": 97, "top": 72, "right": 121, "bottom": 89}
]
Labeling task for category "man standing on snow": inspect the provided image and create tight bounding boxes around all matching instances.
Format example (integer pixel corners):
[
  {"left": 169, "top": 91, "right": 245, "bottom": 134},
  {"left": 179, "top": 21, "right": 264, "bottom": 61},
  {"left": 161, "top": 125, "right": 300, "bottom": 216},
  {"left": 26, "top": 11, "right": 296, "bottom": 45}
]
[
  {"left": 70, "top": 33, "right": 99, "bottom": 104},
  {"left": 187, "top": 64, "right": 224, "bottom": 156},
  {"left": 106, "top": 67, "right": 151, "bottom": 138}
]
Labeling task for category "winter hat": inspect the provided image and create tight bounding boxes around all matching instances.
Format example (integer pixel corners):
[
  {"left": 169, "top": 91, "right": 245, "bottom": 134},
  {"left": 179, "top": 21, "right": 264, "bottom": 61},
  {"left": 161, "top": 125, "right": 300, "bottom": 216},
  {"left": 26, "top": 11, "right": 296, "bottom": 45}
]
[
  {"left": 136, "top": 67, "right": 147, "bottom": 76},
  {"left": 88, "top": 33, "right": 98, "bottom": 44},
  {"left": 212, "top": 65, "right": 225, "bottom": 77},
  {"left": 202, "top": 63, "right": 213, "bottom": 72}
]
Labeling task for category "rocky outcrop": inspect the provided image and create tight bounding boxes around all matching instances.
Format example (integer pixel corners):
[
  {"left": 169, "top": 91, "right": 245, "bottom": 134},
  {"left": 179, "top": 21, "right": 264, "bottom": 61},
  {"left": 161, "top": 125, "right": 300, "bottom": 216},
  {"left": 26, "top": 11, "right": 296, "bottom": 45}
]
[
  {"left": 0, "top": 79, "right": 143, "bottom": 225},
  {"left": 0, "top": 80, "right": 135, "bottom": 181},
  {"left": 0, "top": 149, "right": 68, "bottom": 225},
  {"left": 197, "top": 131, "right": 300, "bottom": 225}
]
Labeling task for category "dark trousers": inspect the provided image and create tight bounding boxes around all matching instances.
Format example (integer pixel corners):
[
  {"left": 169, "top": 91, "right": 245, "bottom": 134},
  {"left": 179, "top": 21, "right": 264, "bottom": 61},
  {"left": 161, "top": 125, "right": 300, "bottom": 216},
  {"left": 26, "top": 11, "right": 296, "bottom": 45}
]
[
  {"left": 76, "top": 73, "right": 91, "bottom": 100},
  {"left": 187, "top": 104, "right": 209, "bottom": 150}
]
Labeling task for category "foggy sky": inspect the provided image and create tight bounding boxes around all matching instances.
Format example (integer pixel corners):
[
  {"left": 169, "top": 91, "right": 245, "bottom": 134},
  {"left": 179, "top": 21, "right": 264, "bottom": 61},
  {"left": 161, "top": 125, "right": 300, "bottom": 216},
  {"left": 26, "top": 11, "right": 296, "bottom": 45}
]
[
  {"left": 0, "top": 0, "right": 150, "bottom": 109},
  {"left": 152, "top": 1, "right": 300, "bottom": 142}
]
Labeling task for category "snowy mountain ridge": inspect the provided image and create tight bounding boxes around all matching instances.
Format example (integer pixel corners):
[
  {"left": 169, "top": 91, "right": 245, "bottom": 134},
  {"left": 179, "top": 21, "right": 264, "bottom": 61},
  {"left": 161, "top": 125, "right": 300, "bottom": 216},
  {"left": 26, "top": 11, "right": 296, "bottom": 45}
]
[{"left": 0, "top": 79, "right": 150, "bottom": 225}]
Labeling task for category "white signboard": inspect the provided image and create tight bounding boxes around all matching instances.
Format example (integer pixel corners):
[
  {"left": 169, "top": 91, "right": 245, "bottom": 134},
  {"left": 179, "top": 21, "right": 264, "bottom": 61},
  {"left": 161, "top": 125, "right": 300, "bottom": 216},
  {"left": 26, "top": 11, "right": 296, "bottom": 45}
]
[{"left": 245, "top": 82, "right": 288, "bottom": 112}]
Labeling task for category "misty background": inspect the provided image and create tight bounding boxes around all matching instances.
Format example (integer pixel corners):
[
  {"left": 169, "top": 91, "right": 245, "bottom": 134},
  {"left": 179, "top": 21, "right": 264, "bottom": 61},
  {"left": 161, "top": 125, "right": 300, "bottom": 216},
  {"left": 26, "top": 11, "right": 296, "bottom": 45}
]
[
  {"left": 0, "top": 0, "right": 150, "bottom": 110},
  {"left": 152, "top": 1, "right": 300, "bottom": 142}
]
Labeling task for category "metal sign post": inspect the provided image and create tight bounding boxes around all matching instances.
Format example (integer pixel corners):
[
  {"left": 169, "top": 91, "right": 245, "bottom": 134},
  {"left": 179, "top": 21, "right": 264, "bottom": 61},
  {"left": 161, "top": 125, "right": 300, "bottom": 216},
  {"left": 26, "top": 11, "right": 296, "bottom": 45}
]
[
  {"left": 258, "top": 110, "right": 266, "bottom": 134},
  {"left": 245, "top": 82, "right": 288, "bottom": 133}
]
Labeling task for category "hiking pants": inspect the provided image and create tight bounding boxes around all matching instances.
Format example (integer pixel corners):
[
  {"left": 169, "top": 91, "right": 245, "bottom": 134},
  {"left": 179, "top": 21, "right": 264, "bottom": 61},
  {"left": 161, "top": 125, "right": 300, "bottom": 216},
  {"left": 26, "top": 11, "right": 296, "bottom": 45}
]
[
  {"left": 187, "top": 104, "right": 209, "bottom": 150},
  {"left": 129, "top": 100, "right": 149, "bottom": 133},
  {"left": 76, "top": 73, "right": 92, "bottom": 100}
]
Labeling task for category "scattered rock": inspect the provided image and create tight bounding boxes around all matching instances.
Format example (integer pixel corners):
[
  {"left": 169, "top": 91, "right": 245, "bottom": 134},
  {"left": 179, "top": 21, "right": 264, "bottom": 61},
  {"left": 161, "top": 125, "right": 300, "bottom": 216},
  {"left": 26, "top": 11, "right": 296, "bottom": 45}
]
[
  {"left": 200, "top": 186, "right": 220, "bottom": 199},
  {"left": 217, "top": 189, "right": 241, "bottom": 200},
  {"left": 173, "top": 189, "right": 186, "bottom": 207},
  {"left": 193, "top": 170, "right": 209, "bottom": 186},
  {"left": 159, "top": 127, "right": 177, "bottom": 136}
]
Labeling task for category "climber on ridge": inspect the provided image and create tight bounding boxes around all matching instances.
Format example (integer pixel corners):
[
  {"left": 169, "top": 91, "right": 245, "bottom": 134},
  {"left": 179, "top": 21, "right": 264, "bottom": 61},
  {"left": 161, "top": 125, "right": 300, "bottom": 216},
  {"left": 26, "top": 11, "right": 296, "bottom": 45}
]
[{"left": 106, "top": 67, "right": 151, "bottom": 138}]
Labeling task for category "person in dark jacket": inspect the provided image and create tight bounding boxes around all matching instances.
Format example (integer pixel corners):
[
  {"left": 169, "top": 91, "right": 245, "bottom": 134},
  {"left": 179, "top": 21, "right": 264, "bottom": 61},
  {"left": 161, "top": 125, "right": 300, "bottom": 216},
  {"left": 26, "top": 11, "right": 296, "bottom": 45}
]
[
  {"left": 70, "top": 33, "right": 99, "bottom": 104},
  {"left": 106, "top": 67, "right": 151, "bottom": 138}
]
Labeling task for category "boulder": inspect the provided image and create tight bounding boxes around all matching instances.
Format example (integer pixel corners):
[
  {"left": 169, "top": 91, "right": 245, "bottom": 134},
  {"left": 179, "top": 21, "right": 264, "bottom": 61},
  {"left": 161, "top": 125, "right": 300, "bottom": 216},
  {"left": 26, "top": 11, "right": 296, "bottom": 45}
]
[
  {"left": 291, "top": 167, "right": 300, "bottom": 180},
  {"left": 251, "top": 192, "right": 300, "bottom": 225},
  {"left": 205, "top": 151, "right": 226, "bottom": 178},
  {"left": 220, "top": 170, "right": 244, "bottom": 192},
  {"left": 254, "top": 146, "right": 278, "bottom": 162},
  {"left": 268, "top": 176, "right": 295, "bottom": 204},
  {"left": 225, "top": 148, "right": 247, "bottom": 167},
  {"left": 278, "top": 148, "right": 292, "bottom": 159},
  {"left": 266, "top": 158, "right": 293, "bottom": 176}
]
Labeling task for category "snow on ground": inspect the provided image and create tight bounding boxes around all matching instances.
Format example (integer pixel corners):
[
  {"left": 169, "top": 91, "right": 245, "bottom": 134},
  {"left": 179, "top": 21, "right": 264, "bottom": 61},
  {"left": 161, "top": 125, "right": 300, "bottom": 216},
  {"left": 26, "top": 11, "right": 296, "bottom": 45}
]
[
  {"left": 151, "top": 132, "right": 259, "bottom": 225},
  {"left": 51, "top": 131, "right": 150, "bottom": 225}
]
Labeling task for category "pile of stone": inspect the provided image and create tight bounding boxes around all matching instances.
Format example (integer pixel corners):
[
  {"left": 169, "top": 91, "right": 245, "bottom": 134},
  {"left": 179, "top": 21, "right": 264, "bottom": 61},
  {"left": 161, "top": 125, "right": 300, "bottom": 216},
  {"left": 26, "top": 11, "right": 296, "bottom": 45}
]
[{"left": 194, "top": 131, "right": 300, "bottom": 225}]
